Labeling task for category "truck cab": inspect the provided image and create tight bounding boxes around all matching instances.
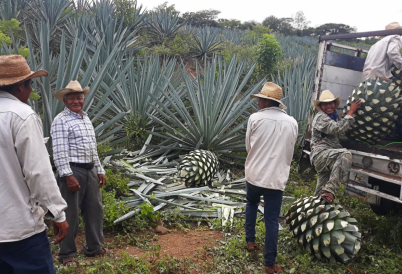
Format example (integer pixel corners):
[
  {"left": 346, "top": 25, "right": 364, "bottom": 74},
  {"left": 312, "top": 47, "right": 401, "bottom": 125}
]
[{"left": 299, "top": 28, "right": 402, "bottom": 214}]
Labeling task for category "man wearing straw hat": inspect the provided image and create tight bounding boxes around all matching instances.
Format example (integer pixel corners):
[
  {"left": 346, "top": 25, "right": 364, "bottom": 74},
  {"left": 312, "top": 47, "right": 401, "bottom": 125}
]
[
  {"left": 0, "top": 55, "right": 68, "bottom": 273},
  {"left": 245, "top": 82, "right": 298, "bottom": 274},
  {"left": 363, "top": 22, "right": 402, "bottom": 81},
  {"left": 51, "top": 81, "right": 106, "bottom": 265},
  {"left": 311, "top": 90, "right": 362, "bottom": 204}
]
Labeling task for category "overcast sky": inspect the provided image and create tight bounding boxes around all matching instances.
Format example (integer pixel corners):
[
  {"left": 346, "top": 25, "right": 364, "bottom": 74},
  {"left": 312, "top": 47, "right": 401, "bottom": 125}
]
[{"left": 137, "top": 0, "right": 402, "bottom": 32}]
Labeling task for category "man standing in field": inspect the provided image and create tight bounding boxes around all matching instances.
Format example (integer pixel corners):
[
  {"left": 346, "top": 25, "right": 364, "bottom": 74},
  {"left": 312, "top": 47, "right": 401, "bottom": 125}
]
[
  {"left": 245, "top": 82, "right": 298, "bottom": 274},
  {"left": 0, "top": 55, "right": 68, "bottom": 274},
  {"left": 363, "top": 22, "right": 402, "bottom": 81},
  {"left": 51, "top": 81, "right": 107, "bottom": 266}
]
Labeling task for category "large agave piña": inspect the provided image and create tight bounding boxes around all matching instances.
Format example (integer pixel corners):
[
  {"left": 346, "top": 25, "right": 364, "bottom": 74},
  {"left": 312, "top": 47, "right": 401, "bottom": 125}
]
[
  {"left": 177, "top": 150, "right": 219, "bottom": 187},
  {"left": 391, "top": 65, "right": 402, "bottom": 89},
  {"left": 285, "top": 196, "right": 361, "bottom": 263},
  {"left": 343, "top": 78, "right": 401, "bottom": 144}
]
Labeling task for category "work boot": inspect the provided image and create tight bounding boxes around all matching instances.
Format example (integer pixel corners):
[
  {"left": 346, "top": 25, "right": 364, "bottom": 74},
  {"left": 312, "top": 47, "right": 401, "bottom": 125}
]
[{"left": 264, "top": 264, "right": 283, "bottom": 274}]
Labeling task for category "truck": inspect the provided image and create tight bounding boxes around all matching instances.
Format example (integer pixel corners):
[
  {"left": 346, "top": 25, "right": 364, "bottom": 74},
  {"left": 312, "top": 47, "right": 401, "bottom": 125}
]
[{"left": 299, "top": 28, "right": 402, "bottom": 215}]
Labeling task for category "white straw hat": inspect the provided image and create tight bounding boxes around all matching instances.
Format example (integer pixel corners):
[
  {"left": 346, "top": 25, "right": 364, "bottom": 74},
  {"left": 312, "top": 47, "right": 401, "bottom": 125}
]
[
  {"left": 55, "top": 80, "right": 90, "bottom": 101},
  {"left": 250, "top": 82, "right": 287, "bottom": 109},
  {"left": 314, "top": 90, "right": 341, "bottom": 111}
]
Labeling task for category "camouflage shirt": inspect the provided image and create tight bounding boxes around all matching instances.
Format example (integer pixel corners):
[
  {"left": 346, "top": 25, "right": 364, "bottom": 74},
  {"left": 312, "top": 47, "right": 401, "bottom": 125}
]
[{"left": 310, "top": 111, "right": 355, "bottom": 162}]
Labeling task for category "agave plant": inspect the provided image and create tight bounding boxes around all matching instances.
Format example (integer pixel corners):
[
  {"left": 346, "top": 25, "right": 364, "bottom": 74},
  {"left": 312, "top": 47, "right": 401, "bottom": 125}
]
[
  {"left": 187, "top": 26, "right": 224, "bottom": 58},
  {"left": 147, "top": 56, "right": 266, "bottom": 160},
  {"left": 0, "top": 0, "right": 33, "bottom": 20},
  {"left": 22, "top": 19, "right": 130, "bottom": 146},
  {"left": 104, "top": 55, "right": 183, "bottom": 130},
  {"left": 146, "top": 9, "right": 184, "bottom": 43},
  {"left": 274, "top": 55, "right": 316, "bottom": 123}
]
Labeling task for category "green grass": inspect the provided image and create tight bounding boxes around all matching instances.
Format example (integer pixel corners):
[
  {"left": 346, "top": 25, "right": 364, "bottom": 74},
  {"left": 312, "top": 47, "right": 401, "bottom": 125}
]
[{"left": 54, "top": 160, "right": 402, "bottom": 273}]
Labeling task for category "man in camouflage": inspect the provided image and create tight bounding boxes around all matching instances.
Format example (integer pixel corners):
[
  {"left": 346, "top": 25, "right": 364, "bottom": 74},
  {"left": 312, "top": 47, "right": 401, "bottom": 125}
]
[{"left": 311, "top": 90, "right": 361, "bottom": 203}]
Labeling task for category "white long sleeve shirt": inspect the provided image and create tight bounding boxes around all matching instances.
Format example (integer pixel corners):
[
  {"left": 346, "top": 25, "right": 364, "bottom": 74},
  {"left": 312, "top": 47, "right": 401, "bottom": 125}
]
[
  {"left": 363, "top": 35, "right": 402, "bottom": 80},
  {"left": 0, "top": 91, "right": 67, "bottom": 243},
  {"left": 245, "top": 107, "right": 298, "bottom": 191}
]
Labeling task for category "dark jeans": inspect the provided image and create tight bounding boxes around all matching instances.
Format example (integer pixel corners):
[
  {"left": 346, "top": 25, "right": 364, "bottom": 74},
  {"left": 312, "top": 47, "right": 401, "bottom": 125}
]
[
  {"left": 245, "top": 182, "right": 283, "bottom": 267},
  {"left": 0, "top": 231, "right": 56, "bottom": 274}
]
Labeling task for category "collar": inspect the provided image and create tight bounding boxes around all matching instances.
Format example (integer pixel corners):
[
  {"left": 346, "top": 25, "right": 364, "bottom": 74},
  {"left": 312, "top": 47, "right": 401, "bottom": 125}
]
[
  {"left": 0, "top": 90, "right": 20, "bottom": 102},
  {"left": 63, "top": 107, "right": 87, "bottom": 118},
  {"left": 258, "top": 106, "right": 287, "bottom": 114}
]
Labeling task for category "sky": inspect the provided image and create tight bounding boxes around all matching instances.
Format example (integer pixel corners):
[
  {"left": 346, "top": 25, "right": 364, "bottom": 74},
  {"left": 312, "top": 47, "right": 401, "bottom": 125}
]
[{"left": 137, "top": 0, "right": 402, "bottom": 32}]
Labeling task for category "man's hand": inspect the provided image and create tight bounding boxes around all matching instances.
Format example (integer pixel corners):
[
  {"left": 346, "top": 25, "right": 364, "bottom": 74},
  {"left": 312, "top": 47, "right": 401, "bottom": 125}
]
[
  {"left": 65, "top": 175, "right": 80, "bottom": 193},
  {"left": 52, "top": 220, "right": 69, "bottom": 244},
  {"left": 98, "top": 174, "right": 106, "bottom": 188},
  {"left": 347, "top": 99, "right": 362, "bottom": 116}
]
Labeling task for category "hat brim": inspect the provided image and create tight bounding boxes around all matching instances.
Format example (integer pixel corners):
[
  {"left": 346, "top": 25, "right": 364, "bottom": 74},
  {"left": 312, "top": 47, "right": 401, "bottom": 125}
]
[
  {"left": 0, "top": 70, "right": 49, "bottom": 87},
  {"left": 55, "top": 86, "right": 90, "bottom": 101},
  {"left": 250, "top": 93, "right": 287, "bottom": 109},
  {"left": 314, "top": 96, "right": 341, "bottom": 111}
]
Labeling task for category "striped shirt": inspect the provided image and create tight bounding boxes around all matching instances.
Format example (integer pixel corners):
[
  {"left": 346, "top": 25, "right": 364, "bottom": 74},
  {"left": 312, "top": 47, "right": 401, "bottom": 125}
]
[{"left": 51, "top": 107, "right": 105, "bottom": 177}]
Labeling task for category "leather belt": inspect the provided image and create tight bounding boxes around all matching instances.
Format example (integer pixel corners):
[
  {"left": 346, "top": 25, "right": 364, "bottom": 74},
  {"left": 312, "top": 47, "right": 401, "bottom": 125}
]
[{"left": 70, "top": 162, "right": 95, "bottom": 170}]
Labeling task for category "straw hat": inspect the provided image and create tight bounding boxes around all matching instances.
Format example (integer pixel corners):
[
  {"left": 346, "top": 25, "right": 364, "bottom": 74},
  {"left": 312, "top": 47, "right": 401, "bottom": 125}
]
[
  {"left": 385, "top": 22, "right": 402, "bottom": 30},
  {"left": 250, "top": 82, "right": 287, "bottom": 109},
  {"left": 314, "top": 90, "right": 341, "bottom": 111},
  {"left": 0, "top": 55, "right": 48, "bottom": 87},
  {"left": 55, "top": 80, "right": 90, "bottom": 101}
]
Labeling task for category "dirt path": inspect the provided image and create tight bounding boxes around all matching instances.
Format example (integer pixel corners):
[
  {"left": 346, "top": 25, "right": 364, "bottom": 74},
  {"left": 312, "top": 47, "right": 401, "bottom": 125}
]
[{"left": 53, "top": 226, "right": 224, "bottom": 273}]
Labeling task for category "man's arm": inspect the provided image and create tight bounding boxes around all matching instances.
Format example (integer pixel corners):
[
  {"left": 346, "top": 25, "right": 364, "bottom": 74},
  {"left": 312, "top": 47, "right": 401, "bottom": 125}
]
[
  {"left": 15, "top": 114, "right": 67, "bottom": 223},
  {"left": 387, "top": 36, "right": 402, "bottom": 69},
  {"left": 51, "top": 116, "right": 73, "bottom": 177}
]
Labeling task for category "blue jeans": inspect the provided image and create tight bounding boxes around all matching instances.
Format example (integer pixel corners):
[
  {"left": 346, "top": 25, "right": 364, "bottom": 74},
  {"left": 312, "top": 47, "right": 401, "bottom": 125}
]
[
  {"left": 0, "top": 231, "right": 56, "bottom": 274},
  {"left": 245, "top": 182, "right": 283, "bottom": 267}
]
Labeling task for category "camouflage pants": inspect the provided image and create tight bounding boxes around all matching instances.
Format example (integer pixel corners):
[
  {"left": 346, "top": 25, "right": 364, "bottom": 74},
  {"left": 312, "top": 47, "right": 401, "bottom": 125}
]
[{"left": 312, "top": 148, "right": 352, "bottom": 196}]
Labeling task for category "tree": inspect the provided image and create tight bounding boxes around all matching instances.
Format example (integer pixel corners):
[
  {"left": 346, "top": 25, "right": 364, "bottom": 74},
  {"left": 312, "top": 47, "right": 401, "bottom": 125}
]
[
  {"left": 182, "top": 9, "right": 220, "bottom": 27},
  {"left": 217, "top": 18, "right": 241, "bottom": 29},
  {"left": 241, "top": 20, "right": 259, "bottom": 30},
  {"left": 153, "top": 1, "right": 180, "bottom": 15},
  {"left": 254, "top": 33, "right": 282, "bottom": 78},
  {"left": 114, "top": 0, "right": 145, "bottom": 29},
  {"left": 292, "top": 11, "right": 310, "bottom": 30},
  {"left": 314, "top": 23, "right": 356, "bottom": 36},
  {"left": 262, "top": 15, "right": 294, "bottom": 35}
]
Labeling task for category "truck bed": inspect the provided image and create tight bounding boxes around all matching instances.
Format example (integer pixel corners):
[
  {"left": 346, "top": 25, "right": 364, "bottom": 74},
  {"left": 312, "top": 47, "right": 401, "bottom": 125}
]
[{"left": 340, "top": 138, "right": 402, "bottom": 160}]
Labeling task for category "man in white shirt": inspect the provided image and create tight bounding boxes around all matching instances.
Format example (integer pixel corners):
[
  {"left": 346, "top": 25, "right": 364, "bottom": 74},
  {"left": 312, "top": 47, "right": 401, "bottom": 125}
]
[
  {"left": 245, "top": 82, "right": 298, "bottom": 274},
  {"left": 0, "top": 55, "right": 68, "bottom": 274},
  {"left": 362, "top": 22, "right": 402, "bottom": 81}
]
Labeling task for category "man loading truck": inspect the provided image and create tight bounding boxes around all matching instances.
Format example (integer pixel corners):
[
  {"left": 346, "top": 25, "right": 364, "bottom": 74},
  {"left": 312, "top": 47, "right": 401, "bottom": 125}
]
[
  {"left": 362, "top": 22, "right": 402, "bottom": 81},
  {"left": 311, "top": 22, "right": 402, "bottom": 204}
]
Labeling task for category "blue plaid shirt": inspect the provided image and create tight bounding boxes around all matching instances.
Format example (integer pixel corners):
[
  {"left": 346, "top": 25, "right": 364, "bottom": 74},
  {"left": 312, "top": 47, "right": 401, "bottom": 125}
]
[{"left": 51, "top": 107, "right": 105, "bottom": 177}]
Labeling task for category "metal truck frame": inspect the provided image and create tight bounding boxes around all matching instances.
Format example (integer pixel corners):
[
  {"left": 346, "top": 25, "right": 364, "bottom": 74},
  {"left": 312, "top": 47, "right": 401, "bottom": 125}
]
[{"left": 299, "top": 28, "right": 402, "bottom": 214}]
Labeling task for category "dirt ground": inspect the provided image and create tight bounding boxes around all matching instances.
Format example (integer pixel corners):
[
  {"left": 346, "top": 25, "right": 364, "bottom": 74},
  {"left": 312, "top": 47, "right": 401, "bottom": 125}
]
[{"left": 53, "top": 225, "right": 224, "bottom": 272}]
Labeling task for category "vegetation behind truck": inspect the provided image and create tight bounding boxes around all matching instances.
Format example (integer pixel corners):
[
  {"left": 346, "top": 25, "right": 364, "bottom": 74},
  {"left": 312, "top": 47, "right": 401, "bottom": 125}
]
[{"left": 299, "top": 28, "right": 402, "bottom": 215}]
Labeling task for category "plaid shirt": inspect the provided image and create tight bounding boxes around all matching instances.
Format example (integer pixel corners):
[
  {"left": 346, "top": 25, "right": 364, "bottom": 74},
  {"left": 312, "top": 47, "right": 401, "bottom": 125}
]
[{"left": 51, "top": 107, "right": 105, "bottom": 177}]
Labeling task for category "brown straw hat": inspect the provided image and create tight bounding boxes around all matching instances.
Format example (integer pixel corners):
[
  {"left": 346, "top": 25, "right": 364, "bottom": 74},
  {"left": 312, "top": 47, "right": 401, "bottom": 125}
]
[
  {"left": 314, "top": 90, "right": 341, "bottom": 111},
  {"left": 55, "top": 80, "right": 90, "bottom": 101},
  {"left": 385, "top": 22, "right": 402, "bottom": 30},
  {"left": 250, "top": 82, "right": 287, "bottom": 109},
  {"left": 0, "top": 55, "right": 48, "bottom": 87}
]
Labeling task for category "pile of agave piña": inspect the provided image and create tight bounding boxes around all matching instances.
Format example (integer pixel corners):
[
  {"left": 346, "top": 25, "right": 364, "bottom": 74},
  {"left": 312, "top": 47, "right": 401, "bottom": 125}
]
[{"left": 285, "top": 196, "right": 361, "bottom": 263}]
